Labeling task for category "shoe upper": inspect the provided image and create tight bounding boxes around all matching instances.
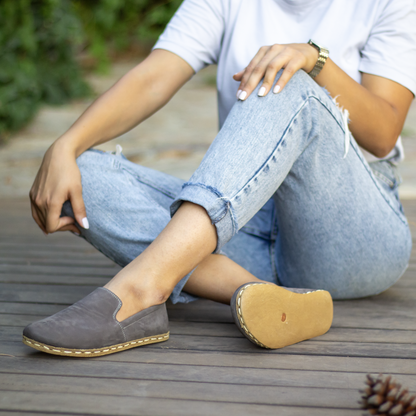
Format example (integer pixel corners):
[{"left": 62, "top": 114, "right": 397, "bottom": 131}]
[{"left": 23, "top": 287, "right": 169, "bottom": 349}]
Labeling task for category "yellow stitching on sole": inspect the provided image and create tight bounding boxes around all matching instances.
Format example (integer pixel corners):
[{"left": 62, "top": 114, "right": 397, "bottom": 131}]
[
  {"left": 236, "top": 284, "right": 268, "bottom": 349},
  {"left": 23, "top": 332, "right": 169, "bottom": 357}
]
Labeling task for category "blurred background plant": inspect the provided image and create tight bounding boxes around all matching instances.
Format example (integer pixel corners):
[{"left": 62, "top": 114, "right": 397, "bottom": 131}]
[
  {"left": 74, "top": 0, "right": 182, "bottom": 72},
  {"left": 0, "top": 0, "right": 182, "bottom": 144}
]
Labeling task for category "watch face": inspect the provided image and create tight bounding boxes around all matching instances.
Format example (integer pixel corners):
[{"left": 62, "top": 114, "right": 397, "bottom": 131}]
[
  {"left": 309, "top": 39, "right": 320, "bottom": 48},
  {"left": 309, "top": 39, "right": 329, "bottom": 54}
]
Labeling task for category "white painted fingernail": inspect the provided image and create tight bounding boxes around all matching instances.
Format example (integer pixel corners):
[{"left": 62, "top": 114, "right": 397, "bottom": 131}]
[
  {"left": 239, "top": 91, "right": 247, "bottom": 101},
  {"left": 236, "top": 89, "right": 242, "bottom": 99},
  {"left": 82, "top": 217, "right": 89, "bottom": 229},
  {"left": 273, "top": 85, "right": 281, "bottom": 94},
  {"left": 258, "top": 87, "right": 266, "bottom": 97}
]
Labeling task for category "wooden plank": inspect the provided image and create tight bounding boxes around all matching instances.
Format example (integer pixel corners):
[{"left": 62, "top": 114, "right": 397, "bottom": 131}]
[
  {"left": 2, "top": 356, "right": 415, "bottom": 390},
  {"left": 0, "top": 274, "right": 110, "bottom": 286},
  {"left": 2, "top": 315, "right": 416, "bottom": 344},
  {"left": 2, "top": 294, "right": 416, "bottom": 330},
  {"left": 0, "top": 243, "right": 107, "bottom": 255},
  {"left": 0, "top": 227, "right": 86, "bottom": 240},
  {"left": 0, "top": 391, "right": 361, "bottom": 416},
  {"left": 0, "top": 256, "right": 116, "bottom": 267},
  {"left": 0, "top": 302, "right": 67, "bottom": 316},
  {"left": 1, "top": 341, "right": 416, "bottom": 375},
  {"left": 0, "top": 413, "right": 78, "bottom": 416},
  {"left": 0, "top": 265, "right": 117, "bottom": 277},
  {"left": 0, "top": 314, "right": 46, "bottom": 327},
  {"left": 0, "top": 240, "right": 95, "bottom": 251},
  {"left": 0, "top": 284, "right": 96, "bottom": 304},
  {"left": 167, "top": 299, "right": 416, "bottom": 329},
  {"left": 2, "top": 327, "right": 416, "bottom": 359},
  {"left": 0, "top": 373, "right": 363, "bottom": 409}
]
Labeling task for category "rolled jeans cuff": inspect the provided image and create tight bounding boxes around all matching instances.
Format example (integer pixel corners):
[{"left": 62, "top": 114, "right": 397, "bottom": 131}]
[
  {"left": 170, "top": 182, "right": 238, "bottom": 253},
  {"left": 170, "top": 271, "right": 199, "bottom": 304}
]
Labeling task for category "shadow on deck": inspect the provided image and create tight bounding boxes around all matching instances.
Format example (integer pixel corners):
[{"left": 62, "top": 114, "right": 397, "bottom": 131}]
[{"left": 0, "top": 198, "right": 415, "bottom": 416}]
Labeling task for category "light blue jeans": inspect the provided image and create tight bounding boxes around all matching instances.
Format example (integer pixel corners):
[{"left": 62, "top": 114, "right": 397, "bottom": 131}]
[{"left": 63, "top": 70, "right": 412, "bottom": 304}]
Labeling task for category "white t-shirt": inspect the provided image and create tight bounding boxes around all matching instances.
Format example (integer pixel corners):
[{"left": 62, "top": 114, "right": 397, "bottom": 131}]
[{"left": 154, "top": 0, "right": 416, "bottom": 162}]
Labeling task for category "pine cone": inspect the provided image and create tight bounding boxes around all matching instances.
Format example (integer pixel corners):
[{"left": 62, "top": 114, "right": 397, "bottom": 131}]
[{"left": 361, "top": 374, "right": 416, "bottom": 416}]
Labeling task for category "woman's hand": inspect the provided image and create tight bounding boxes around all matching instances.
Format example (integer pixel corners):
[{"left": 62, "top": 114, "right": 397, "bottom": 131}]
[
  {"left": 233, "top": 43, "right": 318, "bottom": 100},
  {"left": 29, "top": 141, "right": 88, "bottom": 235}
]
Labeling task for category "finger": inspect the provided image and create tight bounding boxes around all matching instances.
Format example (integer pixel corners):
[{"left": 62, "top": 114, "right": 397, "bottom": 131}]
[
  {"left": 56, "top": 215, "right": 76, "bottom": 230},
  {"left": 29, "top": 189, "right": 47, "bottom": 227},
  {"left": 30, "top": 202, "right": 48, "bottom": 235},
  {"left": 233, "top": 70, "right": 245, "bottom": 97},
  {"left": 45, "top": 200, "right": 66, "bottom": 234},
  {"left": 239, "top": 45, "right": 286, "bottom": 100},
  {"left": 69, "top": 187, "right": 89, "bottom": 230},
  {"left": 256, "top": 55, "right": 288, "bottom": 96},
  {"left": 237, "top": 46, "right": 270, "bottom": 99},
  {"left": 233, "top": 70, "right": 244, "bottom": 81},
  {"left": 57, "top": 223, "right": 81, "bottom": 235},
  {"left": 274, "top": 59, "right": 304, "bottom": 92}
]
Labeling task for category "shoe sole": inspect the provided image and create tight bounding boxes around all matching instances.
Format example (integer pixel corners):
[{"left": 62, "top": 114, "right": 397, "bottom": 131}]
[
  {"left": 23, "top": 332, "right": 169, "bottom": 357},
  {"left": 234, "top": 283, "right": 333, "bottom": 349}
]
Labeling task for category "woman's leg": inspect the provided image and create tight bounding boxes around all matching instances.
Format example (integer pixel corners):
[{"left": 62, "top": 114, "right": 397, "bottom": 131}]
[
  {"left": 167, "top": 69, "right": 412, "bottom": 299},
  {"left": 64, "top": 149, "right": 266, "bottom": 320},
  {"left": 72, "top": 68, "right": 411, "bottom": 320}
]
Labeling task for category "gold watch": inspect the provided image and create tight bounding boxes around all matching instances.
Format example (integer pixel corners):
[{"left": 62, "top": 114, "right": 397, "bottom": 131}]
[{"left": 307, "top": 39, "right": 329, "bottom": 78}]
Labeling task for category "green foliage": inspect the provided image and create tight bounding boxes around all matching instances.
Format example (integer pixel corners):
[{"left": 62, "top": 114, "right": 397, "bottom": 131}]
[
  {"left": 0, "top": 0, "right": 90, "bottom": 142},
  {"left": 0, "top": 0, "right": 182, "bottom": 141},
  {"left": 74, "top": 0, "right": 183, "bottom": 72}
]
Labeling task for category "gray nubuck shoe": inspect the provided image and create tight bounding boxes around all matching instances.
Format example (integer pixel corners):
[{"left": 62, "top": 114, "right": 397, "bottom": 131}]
[
  {"left": 231, "top": 282, "right": 333, "bottom": 349},
  {"left": 23, "top": 287, "right": 169, "bottom": 357}
]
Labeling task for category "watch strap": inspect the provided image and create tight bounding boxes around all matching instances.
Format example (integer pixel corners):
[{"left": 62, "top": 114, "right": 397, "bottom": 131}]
[{"left": 308, "top": 39, "right": 329, "bottom": 78}]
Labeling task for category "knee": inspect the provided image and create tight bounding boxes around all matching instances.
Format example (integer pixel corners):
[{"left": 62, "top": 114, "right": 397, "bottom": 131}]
[
  {"left": 242, "top": 69, "right": 328, "bottom": 118},
  {"left": 60, "top": 150, "right": 105, "bottom": 220},
  {"left": 76, "top": 149, "right": 107, "bottom": 175},
  {"left": 76, "top": 150, "right": 116, "bottom": 203},
  {"left": 61, "top": 150, "right": 116, "bottom": 223},
  {"left": 277, "top": 69, "right": 326, "bottom": 103}
]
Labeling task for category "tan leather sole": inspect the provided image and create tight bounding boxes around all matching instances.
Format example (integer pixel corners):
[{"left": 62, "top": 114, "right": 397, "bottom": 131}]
[
  {"left": 235, "top": 283, "right": 333, "bottom": 349},
  {"left": 23, "top": 332, "right": 169, "bottom": 357}
]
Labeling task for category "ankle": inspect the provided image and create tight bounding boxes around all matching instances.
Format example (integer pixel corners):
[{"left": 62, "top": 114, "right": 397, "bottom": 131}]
[{"left": 135, "top": 285, "right": 170, "bottom": 309}]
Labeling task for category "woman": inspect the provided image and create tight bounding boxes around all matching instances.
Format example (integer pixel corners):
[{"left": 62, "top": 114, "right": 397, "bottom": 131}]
[{"left": 23, "top": 0, "right": 415, "bottom": 356}]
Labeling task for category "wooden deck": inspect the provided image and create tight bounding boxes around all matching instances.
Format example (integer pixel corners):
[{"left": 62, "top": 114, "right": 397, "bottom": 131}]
[{"left": 0, "top": 197, "right": 415, "bottom": 416}]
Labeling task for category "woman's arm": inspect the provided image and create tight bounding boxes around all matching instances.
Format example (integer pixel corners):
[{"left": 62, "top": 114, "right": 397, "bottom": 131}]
[
  {"left": 234, "top": 44, "right": 413, "bottom": 158},
  {"left": 30, "top": 49, "right": 194, "bottom": 235},
  {"left": 56, "top": 49, "right": 194, "bottom": 158}
]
